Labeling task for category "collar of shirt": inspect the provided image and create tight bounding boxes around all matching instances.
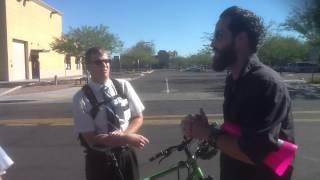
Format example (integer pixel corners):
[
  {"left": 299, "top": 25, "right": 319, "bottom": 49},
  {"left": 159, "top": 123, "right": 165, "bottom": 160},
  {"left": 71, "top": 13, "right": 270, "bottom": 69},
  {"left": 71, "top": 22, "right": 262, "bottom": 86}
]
[
  {"left": 229, "top": 54, "right": 261, "bottom": 82},
  {"left": 88, "top": 79, "right": 114, "bottom": 97}
]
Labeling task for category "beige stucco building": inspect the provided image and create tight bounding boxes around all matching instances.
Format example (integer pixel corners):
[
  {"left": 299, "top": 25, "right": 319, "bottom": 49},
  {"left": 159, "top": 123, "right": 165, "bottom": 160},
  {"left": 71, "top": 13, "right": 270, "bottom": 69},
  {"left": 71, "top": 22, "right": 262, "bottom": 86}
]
[{"left": 0, "top": 0, "right": 82, "bottom": 81}]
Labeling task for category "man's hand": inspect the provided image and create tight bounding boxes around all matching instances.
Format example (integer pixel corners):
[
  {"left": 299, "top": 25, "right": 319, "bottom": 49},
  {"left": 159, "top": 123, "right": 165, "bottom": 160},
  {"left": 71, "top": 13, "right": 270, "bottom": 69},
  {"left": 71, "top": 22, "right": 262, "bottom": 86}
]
[
  {"left": 181, "top": 108, "right": 210, "bottom": 140},
  {"left": 125, "top": 134, "right": 150, "bottom": 149},
  {"left": 94, "top": 132, "right": 149, "bottom": 148},
  {"left": 110, "top": 130, "right": 124, "bottom": 136}
]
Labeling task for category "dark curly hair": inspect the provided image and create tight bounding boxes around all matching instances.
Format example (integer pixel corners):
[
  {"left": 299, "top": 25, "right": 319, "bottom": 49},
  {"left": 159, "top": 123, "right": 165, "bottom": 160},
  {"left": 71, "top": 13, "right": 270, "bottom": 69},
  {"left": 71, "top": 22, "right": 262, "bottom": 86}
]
[{"left": 220, "top": 6, "right": 265, "bottom": 53}]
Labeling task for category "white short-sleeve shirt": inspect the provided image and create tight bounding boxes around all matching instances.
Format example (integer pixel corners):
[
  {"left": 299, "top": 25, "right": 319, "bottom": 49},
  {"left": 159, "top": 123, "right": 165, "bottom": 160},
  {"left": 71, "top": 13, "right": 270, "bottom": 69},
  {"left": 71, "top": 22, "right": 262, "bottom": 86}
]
[
  {"left": 0, "top": 146, "right": 14, "bottom": 175},
  {"left": 72, "top": 79, "right": 145, "bottom": 134}
]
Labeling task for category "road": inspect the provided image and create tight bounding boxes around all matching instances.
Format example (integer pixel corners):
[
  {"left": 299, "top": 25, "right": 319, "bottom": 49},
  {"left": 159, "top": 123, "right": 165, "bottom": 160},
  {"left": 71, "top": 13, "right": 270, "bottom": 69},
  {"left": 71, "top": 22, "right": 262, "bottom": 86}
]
[{"left": 0, "top": 70, "right": 320, "bottom": 180}]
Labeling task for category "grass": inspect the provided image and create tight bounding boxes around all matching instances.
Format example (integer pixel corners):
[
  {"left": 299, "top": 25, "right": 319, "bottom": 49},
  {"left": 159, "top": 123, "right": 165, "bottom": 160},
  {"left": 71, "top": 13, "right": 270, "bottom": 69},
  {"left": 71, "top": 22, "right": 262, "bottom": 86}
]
[{"left": 308, "top": 76, "right": 320, "bottom": 84}]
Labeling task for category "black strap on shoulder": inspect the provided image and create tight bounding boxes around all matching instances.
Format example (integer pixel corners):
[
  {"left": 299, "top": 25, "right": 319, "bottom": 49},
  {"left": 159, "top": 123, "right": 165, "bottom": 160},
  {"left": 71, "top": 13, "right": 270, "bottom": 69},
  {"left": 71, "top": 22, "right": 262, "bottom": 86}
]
[
  {"left": 79, "top": 80, "right": 127, "bottom": 150},
  {"left": 111, "top": 78, "right": 127, "bottom": 99},
  {"left": 82, "top": 84, "right": 101, "bottom": 119},
  {"left": 81, "top": 79, "right": 127, "bottom": 120},
  {"left": 79, "top": 85, "right": 100, "bottom": 150}
]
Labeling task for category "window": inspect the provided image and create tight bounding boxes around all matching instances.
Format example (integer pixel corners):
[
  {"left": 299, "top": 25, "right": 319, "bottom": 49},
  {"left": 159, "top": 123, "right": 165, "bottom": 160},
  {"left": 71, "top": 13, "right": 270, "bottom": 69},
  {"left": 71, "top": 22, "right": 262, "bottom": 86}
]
[
  {"left": 76, "top": 56, "right": 81, "bottom": 70},
  {"left": 65, "top": 54, "right": 71, "bottom": 70}
]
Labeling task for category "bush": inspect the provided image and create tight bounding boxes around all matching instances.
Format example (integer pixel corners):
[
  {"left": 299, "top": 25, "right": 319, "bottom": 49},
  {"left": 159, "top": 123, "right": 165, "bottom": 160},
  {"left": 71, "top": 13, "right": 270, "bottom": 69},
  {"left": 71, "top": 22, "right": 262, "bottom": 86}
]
[{"left": 308, "top": 77, "right": 320, "bottom": 84}]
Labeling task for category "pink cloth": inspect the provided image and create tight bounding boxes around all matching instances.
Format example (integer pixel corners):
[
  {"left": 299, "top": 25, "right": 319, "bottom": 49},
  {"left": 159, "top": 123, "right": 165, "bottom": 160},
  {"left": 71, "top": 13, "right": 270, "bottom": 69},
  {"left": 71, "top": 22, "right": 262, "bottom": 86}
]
[
  {"left": 221, "top": 121, "right": 241, "bottom": 136},
  {"left": 221, "top": 121, "right": 298, "bottom": 176}
]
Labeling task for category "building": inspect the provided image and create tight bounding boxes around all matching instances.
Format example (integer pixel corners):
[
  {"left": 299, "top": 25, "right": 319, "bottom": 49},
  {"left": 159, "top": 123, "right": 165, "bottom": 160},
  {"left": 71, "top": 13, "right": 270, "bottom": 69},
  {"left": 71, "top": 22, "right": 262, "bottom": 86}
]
[{"left": 0, "top": 0, "right": 82, "bottom": 81}]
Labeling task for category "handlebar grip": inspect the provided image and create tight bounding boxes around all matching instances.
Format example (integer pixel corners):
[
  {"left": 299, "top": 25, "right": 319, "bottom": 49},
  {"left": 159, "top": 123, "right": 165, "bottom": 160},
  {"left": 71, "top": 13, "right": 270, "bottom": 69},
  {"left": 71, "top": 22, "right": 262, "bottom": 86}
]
[{"left": 149, "top": 150, "right": 166, "bottom": 162}]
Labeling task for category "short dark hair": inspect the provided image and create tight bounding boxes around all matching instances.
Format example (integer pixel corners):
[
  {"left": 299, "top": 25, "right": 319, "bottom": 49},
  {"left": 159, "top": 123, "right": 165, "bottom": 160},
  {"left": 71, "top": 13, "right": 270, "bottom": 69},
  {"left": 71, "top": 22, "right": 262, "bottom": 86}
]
[
  {"left": 84, "top": 47, "right": 106, "bottom": 64},
  {"left": 220, "top": 6, "right": 265, "bottom": 53}
]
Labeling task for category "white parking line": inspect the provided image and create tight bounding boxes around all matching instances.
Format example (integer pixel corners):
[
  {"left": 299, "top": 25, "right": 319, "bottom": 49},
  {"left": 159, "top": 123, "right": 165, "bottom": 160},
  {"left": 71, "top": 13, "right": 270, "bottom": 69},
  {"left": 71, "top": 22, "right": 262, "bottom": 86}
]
[{"left": 165, "top": 77, "right": 170, "bottom": 94}]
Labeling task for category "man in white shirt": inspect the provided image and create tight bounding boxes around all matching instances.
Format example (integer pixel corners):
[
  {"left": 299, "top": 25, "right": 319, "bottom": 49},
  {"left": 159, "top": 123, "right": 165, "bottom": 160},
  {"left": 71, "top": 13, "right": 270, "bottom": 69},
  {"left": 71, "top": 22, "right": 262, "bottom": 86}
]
[
  {"left": 0, "top": 146, "right": 14, "bottom": 180},
  {"left": 72, "top": 47, "right": 149, "bottom": 180}
]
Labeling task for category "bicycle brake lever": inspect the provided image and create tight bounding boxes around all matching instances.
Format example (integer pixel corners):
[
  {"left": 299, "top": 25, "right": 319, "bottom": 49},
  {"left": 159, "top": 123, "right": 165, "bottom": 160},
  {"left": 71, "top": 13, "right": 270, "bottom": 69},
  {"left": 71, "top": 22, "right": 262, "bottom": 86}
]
[
  {"left": 157, "top": 148, "right": 174, "bottom": 164},
  {"left": 158, "top": 156, "right": 167, "bottom": 164}
]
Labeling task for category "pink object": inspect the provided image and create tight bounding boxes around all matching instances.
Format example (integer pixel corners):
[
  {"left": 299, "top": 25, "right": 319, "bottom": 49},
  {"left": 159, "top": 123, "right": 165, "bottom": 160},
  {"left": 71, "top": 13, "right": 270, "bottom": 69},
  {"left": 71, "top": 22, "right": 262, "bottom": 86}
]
[
  {"left": 221, "top": 121, "right": 298, "bottom": 176},
  {"left": 263, "top": 139, "right": 298, "bottom": 176},
  {"left": 221, "top": 121, "right": 241, "bottom": 136}
]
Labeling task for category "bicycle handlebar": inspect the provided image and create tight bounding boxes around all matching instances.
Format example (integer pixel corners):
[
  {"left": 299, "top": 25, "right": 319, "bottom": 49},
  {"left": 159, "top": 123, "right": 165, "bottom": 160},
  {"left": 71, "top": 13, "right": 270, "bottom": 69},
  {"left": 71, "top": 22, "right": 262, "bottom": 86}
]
[
  {"left": 149, "top": 137, "right": 192, "bottom": 162},
  {"left": 149, "top": 150, "right": 169, "bottom": 162},
  {"left": 149, "top": 137, "right": 218, "bottom": 163}
]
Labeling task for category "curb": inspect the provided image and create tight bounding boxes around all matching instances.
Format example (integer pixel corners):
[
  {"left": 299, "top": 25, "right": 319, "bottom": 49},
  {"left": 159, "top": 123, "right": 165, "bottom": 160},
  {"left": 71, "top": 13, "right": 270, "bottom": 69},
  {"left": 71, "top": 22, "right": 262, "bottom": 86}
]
[
  {"left": 0, "top": 82, "right": 39, "bottom": 97},
  {"left": 0, "top": 86, "right": 23, "bottom": 97}
]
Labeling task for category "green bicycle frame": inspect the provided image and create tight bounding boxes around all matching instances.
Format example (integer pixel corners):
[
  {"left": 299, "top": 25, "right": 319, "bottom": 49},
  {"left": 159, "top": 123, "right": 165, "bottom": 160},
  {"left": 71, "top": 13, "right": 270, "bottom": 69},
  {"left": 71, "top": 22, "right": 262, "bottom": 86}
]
[
  {"left": 143, "top": 157, "right": 205, "bottom": 180},
  {"left": 143, "top": 149, "right": 204, "bottom": 180},
  {"left": 143, "top": 138, "right": 215, "bottom": 180}
]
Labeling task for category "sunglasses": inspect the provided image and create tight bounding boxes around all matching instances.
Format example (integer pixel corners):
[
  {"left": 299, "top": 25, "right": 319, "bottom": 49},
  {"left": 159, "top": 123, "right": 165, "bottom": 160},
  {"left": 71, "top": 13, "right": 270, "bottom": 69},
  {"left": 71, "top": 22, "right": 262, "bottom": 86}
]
[{"left": 90, "top": 59, "right": 111, "bottom": 66}]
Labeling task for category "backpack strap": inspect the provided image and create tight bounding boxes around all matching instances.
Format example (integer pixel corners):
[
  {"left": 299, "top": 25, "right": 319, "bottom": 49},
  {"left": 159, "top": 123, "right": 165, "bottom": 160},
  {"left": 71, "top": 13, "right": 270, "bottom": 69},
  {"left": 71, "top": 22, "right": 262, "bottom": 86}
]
[
  {"left": 79, "top": 85, "right": 101, "bottom": 150},
  {"left": 79, "top": 80, "right": 127, "bottom": 150},
  {"left": 82, "top": 84, "right": 102, "bottom": 119},
  {"left": 82, "top": 79, "right": 127, "bottom": 120},
  {"left": 111, "top": 78, "right": 127, "bottom": 99}
]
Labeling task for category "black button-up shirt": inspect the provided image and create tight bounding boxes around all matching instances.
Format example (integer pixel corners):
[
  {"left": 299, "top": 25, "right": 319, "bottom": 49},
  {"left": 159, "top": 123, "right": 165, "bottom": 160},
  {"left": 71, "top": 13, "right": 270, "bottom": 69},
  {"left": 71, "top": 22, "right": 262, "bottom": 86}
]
[{"left": 221, "top": 54, "right": 295, "bottom": 180}]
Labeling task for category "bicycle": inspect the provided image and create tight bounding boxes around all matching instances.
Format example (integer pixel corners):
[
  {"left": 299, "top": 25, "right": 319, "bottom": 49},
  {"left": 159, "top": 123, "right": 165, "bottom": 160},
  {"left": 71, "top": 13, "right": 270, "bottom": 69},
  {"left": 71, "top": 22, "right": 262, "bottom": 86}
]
[{"left": 143, "top": 137, "right": 218, "bottom": 180}]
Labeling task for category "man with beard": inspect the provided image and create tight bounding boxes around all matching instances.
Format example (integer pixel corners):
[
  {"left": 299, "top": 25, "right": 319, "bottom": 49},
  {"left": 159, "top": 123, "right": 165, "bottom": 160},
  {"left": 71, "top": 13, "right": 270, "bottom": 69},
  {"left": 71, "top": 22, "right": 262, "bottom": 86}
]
[{"left": 181, "top": 6, "right": 295, "bottom": 180}]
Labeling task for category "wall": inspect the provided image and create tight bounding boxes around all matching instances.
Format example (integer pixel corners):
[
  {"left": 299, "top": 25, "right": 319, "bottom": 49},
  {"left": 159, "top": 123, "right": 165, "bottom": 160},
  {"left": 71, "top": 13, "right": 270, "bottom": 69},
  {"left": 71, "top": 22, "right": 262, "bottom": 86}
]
[
  {"left": 5, "top": 0, "right": 82, "bottom": 81},
  {"left": 0, "top": 0, "right": 8, "bottom": 81}
]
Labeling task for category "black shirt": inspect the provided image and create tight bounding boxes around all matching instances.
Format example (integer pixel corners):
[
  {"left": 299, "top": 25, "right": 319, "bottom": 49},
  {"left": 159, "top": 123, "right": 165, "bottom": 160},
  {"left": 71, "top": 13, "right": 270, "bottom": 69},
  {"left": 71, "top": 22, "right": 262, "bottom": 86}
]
[{"left": 220, "top": 54, "right": 295, "bottom": 180}]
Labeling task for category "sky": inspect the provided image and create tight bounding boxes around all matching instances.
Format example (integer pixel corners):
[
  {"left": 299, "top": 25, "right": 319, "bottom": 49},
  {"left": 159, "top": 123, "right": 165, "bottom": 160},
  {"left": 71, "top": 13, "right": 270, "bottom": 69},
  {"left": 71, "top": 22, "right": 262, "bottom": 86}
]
[{"left": 44, "top": 0, "right": 300, "bottom": 57}]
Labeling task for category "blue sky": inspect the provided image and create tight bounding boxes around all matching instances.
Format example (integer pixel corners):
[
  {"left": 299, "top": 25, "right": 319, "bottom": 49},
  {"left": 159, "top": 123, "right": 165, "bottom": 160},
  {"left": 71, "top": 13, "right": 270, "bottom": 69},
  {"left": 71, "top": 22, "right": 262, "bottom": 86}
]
[{"left": 44, "top": 0, "right": 299, "bottom": 56}]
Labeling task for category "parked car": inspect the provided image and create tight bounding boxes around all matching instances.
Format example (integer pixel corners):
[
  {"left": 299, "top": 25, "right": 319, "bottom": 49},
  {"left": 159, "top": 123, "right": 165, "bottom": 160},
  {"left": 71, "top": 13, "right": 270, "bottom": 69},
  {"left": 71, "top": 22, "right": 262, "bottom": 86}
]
[
  {"left": 272, "top": 65, "right": 284, "bottom": 72},
  {"left": 184, "top": 65, "right": 205, "bottom": 72},
  {"left": 185, "top": 67, "right": 202, "bottom": 72}
]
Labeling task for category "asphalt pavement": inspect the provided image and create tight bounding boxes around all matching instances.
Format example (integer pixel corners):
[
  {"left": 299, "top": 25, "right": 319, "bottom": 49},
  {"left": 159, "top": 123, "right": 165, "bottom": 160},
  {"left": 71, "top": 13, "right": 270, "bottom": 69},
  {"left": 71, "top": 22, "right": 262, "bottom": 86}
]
[{"left": 1, "top": 70, "right": 320, "bottom": 180}]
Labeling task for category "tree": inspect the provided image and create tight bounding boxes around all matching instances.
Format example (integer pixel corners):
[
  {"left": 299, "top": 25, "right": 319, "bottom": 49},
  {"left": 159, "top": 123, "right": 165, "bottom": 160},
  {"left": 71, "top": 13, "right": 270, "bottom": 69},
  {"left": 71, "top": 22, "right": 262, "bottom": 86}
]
[
  {"left": 283, "top": 0, "right": 320, "bottom": 46},
  {"left": 282, "top": 0, "right": 320, "bottom": 81},
  {"left": 187, "top": 47, "right": 212, "bottom": 70},
  {"left": 120, "top": 41, "right": 156, "bottom": 71},
  {"left": 171, "top": 56, "right": 187, "bottom": 69},
  {"left": 51, "top": 24, "right": 123, "bottom": 57},
  {"left": 258, "top": 35, "right": 310, "bottom": 66},
  {"left": 157, "top": 50, "right": 170, "bottom": 68},
  {"left": 168, "top": 50, "right": 178, "bottom": 58}
]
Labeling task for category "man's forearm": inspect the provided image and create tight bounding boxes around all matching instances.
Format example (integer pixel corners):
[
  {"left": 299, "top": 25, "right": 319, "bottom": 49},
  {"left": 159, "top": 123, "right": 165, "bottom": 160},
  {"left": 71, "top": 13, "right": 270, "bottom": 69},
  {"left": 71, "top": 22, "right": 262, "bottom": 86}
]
[
  {"left": 216, "top": 134, "right": 254, "bottom": 164},
  {"left": 124, "top": 114, "right": 143, "bottom": 134},
  {"left": 82, "top": 132, "right": 127, "bottom": 147}
]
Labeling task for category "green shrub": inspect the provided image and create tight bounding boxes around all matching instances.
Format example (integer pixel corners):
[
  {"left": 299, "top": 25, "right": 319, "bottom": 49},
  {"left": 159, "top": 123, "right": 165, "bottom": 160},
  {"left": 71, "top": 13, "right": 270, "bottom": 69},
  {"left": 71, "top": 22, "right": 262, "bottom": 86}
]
[{"left": 308, "top": 77, "right": 320, "bottom": 84}]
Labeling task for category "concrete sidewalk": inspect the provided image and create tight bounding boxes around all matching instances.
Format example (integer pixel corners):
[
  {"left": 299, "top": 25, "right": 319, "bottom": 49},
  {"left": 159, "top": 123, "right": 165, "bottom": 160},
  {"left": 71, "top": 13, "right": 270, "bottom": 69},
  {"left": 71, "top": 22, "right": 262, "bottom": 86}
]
[
  {"left": 2, "top": 70, "right": 319, "bottom": 99},
  {"left": 0, "top": 70, "right": 153, "bottom": 98},
  {"left": 0, "top": 75, "right": 83, "bottom": 96}
]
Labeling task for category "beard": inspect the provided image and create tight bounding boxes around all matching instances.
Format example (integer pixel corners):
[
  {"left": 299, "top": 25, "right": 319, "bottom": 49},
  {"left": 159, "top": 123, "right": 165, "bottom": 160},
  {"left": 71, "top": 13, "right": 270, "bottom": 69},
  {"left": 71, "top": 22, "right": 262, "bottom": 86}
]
[{"left": 212, "top": 42, "right": 236, "bottom": 71}]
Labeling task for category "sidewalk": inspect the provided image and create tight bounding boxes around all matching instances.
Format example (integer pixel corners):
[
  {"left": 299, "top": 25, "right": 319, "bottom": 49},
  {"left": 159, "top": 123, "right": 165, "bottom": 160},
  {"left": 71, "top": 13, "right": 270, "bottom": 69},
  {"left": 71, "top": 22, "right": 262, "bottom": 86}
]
[
  {"left": 0, "top": 71, "right": 152, "bottom": 97},
  {"left": 0, "top": 75, "right": 84, "bottom": 96},
  {"left": 1, "top": 70, "right": 319, "bottom": 99}
]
